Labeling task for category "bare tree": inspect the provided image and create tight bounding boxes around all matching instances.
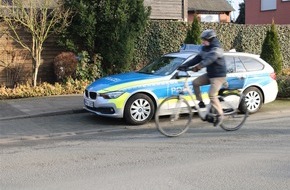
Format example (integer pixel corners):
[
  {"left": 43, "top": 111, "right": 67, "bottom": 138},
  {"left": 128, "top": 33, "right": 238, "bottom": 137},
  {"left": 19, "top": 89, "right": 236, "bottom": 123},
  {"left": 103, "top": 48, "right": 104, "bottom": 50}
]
[
  {"left": 0, "top": 0, "right": 71, "bottom": 86},
  {"left": 0, "top": 39, "right": 29, "bottom": 87}
]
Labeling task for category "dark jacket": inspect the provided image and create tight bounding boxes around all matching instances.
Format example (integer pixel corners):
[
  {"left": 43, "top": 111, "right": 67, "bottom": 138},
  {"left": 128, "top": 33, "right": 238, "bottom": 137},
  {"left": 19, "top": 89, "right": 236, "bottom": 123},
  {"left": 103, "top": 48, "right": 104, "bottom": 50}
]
[{"left": 184, "top": 38, "right": 227, "bottom": 78}]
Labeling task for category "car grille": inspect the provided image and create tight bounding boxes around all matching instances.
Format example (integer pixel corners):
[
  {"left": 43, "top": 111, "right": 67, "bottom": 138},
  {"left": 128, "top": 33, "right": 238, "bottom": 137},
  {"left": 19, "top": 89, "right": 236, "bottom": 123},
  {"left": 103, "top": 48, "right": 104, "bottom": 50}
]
[
  {"left": 85, "top": 106, "right": 115, "bottom": 114},
  {"left": 85, "top": 90, "right": 97, "bottom": 100}
]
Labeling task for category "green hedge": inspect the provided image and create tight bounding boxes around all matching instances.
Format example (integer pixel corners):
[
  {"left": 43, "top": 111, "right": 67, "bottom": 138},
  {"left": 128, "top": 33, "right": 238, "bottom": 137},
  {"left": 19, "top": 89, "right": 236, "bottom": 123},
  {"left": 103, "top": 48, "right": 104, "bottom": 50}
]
[
  {"left": 133, "top": 21, "right": 188, "bottom": 70},
  {"left": 133, "top": 21, "right": 290, "bottom": 70},
  {"left": 277, "top": 75, "right": 290, "bottom": 98}
]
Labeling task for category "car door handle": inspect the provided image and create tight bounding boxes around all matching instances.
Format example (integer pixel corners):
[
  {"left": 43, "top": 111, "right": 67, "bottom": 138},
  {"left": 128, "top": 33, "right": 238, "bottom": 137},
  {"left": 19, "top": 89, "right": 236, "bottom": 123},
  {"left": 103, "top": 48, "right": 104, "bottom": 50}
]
[{"left": 237, "top": 75, "right": 246, "bottom": 80}]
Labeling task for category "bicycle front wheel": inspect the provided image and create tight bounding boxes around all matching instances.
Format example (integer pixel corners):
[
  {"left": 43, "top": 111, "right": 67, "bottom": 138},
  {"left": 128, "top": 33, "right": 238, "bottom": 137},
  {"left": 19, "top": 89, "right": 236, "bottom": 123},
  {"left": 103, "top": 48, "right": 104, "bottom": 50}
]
[
  {"left": 155, "top": 96, "right": 192, "bottom": 137},
  {"left": 220, "top": 94, "right": 248, "bottom": 131}
]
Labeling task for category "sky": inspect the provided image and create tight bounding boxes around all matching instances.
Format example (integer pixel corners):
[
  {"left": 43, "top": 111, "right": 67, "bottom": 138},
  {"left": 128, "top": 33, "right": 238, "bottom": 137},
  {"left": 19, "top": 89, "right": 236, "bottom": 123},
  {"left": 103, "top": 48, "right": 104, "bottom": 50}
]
[{"left": 227, "top": 0, "right": 244, "bottom": 21}]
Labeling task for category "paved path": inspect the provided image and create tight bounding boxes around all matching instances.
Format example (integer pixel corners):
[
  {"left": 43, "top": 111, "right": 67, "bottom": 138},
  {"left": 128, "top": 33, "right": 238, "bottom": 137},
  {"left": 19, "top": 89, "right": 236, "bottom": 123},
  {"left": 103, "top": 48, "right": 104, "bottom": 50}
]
[{"left": 0, "top": 94, "right": 85, "bottom": 121}]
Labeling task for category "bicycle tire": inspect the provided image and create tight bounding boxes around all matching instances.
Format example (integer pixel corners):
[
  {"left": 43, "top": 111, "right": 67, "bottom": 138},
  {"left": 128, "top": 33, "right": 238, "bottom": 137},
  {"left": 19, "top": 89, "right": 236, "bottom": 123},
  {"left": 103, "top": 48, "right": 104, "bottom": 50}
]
[
  {"left": 155, "top": 96, "right": 192, "bottom": 137},
  {"left": 219, "top": 94, "right": 248, "bottom": 131}
]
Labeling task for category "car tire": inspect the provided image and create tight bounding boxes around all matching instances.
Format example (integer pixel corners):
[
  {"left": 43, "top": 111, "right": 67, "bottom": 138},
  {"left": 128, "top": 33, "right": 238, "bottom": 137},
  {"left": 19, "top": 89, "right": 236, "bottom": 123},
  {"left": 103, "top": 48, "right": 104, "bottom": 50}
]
[
  {"left": 240, "top": 87, "right": 263, "bottom": 114},
  {"left": 124, "top": 93, "right": 155, "bottom": 125}
]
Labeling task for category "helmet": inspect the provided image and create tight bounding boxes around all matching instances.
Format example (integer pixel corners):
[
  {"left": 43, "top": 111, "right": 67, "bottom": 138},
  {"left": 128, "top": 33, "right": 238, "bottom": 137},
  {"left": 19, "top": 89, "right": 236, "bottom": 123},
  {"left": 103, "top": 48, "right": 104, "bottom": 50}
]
[{"left": 200, "top": 29, "right": 216, "bottom": 40}]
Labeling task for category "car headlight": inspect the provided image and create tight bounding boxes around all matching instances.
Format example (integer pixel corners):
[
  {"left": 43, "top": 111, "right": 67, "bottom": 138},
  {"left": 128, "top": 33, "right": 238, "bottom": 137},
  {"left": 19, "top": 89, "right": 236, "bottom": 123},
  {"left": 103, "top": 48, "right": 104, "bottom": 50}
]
[{"left": 99, "top": 91, "right": 124, "bottom": 99}]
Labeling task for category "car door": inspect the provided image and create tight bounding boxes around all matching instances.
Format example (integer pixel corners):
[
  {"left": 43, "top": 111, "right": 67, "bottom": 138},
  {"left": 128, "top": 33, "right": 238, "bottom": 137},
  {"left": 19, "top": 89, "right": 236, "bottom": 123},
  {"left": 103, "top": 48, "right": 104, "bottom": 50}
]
[
  {"left": 166, "top": 68, "right": 208, "bottom": 107},
  {"left": 225, "top": 55, "right": 247, "bottom": 89}
]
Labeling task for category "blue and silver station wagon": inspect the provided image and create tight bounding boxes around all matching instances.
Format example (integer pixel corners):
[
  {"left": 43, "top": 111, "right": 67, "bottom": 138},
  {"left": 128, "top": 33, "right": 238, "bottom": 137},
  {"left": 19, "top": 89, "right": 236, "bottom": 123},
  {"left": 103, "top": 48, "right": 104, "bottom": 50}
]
[{"left": 84, "top": 45, "right": 278, "bottom": 125}]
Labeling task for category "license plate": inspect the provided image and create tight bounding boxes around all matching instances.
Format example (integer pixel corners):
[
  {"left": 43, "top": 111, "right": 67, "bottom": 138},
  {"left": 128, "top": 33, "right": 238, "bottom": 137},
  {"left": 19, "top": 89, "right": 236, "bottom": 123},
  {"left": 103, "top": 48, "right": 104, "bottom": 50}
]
[{"left": 84, "top": 99, "right": 94, "bottom": 107}]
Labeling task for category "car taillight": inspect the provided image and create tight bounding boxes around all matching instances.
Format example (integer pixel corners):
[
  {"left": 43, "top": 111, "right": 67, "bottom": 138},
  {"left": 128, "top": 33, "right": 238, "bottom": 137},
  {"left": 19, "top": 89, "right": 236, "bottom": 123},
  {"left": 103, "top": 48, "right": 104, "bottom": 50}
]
[{"left": 270, "top": 72, "right": 276, "bottom": 80}]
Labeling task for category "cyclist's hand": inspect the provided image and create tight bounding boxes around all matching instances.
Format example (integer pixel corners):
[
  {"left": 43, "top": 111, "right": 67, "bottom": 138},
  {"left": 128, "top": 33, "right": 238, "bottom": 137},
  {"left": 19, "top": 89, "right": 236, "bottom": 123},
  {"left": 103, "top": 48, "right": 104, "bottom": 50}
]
[
  {"left": 192, "top": 67, "right": 199, "bottom": 72},
  {"left": 192, "top": 64, "right": 202, "bottom": 72}
]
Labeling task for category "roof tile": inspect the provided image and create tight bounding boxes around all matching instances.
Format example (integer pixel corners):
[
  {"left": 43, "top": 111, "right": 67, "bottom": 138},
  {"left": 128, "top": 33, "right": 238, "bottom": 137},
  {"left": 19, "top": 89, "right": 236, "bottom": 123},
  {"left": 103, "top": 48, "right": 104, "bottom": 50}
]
[{"left": 188, "top": 0, "right": 235, "bottom": 12}]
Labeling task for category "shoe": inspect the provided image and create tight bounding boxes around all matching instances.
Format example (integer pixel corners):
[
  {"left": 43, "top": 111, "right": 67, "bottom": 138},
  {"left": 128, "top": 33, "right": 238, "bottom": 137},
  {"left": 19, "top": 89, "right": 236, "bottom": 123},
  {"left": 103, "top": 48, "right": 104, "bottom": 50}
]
[
  {"left": 192, "top": 101, "right": 206, "bottom": 111},
  {"left": 214, "top": 115, "right": 223, "bottom": 127},
  {"left": 198, "top": 101, "right": 206, "bottom": 108}
]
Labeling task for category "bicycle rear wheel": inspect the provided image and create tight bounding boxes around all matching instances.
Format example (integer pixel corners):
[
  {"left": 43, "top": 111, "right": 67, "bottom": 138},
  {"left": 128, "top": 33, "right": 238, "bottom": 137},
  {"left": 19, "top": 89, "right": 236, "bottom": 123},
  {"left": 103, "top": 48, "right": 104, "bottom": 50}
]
[
  {"left": 155, "top": 96, "right": 192, "bottom": 137},
  {"left": 220, "top": 94, "right": 248, "bottom": 131}
]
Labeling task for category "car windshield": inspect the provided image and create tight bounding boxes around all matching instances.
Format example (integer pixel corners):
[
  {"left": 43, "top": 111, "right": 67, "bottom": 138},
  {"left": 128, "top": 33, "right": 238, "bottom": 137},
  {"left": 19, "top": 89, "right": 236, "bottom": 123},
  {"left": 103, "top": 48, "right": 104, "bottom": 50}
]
[{"left": 138, "top": 56, "right": 185, "bottom": 76}]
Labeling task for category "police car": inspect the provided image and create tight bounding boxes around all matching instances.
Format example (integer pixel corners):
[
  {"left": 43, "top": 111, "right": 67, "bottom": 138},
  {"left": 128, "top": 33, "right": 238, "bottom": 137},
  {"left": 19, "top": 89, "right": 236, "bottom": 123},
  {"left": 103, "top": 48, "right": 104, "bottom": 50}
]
[{"left": 84, "top": 45, "right": 278, "bottom": 125}]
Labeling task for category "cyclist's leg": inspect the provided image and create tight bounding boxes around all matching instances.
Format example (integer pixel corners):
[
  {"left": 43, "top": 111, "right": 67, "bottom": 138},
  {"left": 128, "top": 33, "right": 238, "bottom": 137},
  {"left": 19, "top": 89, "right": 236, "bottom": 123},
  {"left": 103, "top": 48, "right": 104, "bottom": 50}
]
[
  {"left": 193, "top": 73, "right": 210, "bottom": 102},
  {"left": 209, "top": 77, "right": 226, "bottom": 126}
]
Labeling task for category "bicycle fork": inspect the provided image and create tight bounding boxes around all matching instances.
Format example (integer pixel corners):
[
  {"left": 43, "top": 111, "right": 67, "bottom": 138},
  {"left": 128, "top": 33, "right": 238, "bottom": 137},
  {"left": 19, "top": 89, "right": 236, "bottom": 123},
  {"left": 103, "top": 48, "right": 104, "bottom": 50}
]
[{"left": 170, "top": 95, "right": 183, "bottom": 121}]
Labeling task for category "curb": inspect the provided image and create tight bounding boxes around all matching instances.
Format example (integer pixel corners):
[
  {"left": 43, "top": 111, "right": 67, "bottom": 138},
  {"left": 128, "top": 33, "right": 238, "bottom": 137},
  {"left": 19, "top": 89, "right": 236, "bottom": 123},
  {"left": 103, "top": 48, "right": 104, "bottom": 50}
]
[{"left": 0, "top": 109, "right": 87, "bottom": 121}]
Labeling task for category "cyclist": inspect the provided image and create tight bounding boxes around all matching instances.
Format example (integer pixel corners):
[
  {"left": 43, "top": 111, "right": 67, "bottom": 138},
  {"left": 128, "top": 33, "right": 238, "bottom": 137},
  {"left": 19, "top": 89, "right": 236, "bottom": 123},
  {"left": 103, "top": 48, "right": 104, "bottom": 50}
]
[{"left": 182, "top": 29, "right": 227, "bottom": 127}]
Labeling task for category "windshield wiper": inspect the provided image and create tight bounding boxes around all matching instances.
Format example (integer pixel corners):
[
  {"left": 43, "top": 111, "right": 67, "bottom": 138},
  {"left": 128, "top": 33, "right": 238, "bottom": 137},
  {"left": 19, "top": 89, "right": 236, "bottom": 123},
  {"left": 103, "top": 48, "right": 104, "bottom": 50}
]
[{"left": 137, "top": 71, "right": 154, "bottom": 74}]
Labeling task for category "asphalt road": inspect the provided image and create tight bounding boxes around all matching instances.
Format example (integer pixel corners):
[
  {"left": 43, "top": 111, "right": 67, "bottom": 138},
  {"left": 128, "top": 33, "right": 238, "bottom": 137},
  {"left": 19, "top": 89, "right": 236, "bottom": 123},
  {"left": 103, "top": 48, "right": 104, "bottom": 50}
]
[{"left": 1, "top": 101, "right": 290, "bottom": 190}]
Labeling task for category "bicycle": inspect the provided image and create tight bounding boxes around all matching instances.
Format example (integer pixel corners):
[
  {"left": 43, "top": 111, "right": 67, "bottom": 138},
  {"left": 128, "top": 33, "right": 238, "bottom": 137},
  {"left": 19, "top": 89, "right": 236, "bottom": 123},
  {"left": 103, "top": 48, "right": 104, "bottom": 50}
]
[{"left": 155, "top": 66, "right": 248, "bottom": 137}]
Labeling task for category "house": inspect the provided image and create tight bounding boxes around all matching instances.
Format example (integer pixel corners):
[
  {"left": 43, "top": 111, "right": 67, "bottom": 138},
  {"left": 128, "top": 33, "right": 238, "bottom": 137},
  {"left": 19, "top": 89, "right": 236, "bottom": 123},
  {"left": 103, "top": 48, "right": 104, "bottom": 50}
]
[
  {"left": 143, "top": 0, "right": 234, "bottom": 23},
  {"left": 143, "top": 0, "right": 188, "bottom": 21},
  {"left": 245, "top": 0, "right": 290, "bottom": 24},
  {"left": 187, "top": 0, "right": 234, "bottom": 23},
  {"left": 0, "top": 0, "right": 64, "bottom": 86}
]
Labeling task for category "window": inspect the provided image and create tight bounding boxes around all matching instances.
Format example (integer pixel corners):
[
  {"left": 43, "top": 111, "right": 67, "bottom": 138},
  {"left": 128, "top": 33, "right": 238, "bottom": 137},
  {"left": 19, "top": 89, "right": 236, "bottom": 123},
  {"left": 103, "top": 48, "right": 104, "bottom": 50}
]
[
  {"left": 225, "top": 56, "right": 235, "bottom": 73},
  {"left": 225, "top": 56, "right": 247, "bottom": 73},
  {"left": 139, "top": 56, "right": 185, "bottom": 76},
  {"left": 239, "top": 57, "right": 264, "bottom": 71},
  {"left": 200, "top": 14, "right": 220, "bottom": 23},
  {"left": 261, "top": 0, "right": 276, "bottom": 11},
  {"left": 225, "top": 56, "right": 265, "bottom": 73},
  {"left": 234, "top": 58, "right": 247, "bottom": 73}
]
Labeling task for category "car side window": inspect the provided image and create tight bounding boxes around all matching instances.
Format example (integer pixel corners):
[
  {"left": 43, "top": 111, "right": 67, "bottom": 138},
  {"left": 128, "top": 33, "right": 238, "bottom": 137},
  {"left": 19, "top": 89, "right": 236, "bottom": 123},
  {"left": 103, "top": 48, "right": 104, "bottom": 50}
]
[
  {"left": 239, "top": 57, "right": 264, "bottom": 71},
  {"left": 225, "top": 56, "right": 235, "bottom": 73},
  {"left": 234, "top": 57, "right": 247, "bottom": 73}
]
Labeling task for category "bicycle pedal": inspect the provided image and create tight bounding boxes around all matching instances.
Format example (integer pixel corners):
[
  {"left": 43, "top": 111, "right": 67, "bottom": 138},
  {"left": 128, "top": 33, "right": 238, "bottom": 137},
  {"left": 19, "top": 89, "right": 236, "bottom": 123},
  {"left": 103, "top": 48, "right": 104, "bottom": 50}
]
[
  {"left": 192, "top": 106, "right": 207, "bottom": 110},
  {"left": 191, "top": 107, "right": 203, "bottom": 112},
  {"left": 192, "top": 106, "right": 197, "bottom": 110},
  {"left": 223, "top": 108, "right": 234, "bottom": 113},
  {"left": 206, "top": 115, "right": 215, "bottom": 123}
]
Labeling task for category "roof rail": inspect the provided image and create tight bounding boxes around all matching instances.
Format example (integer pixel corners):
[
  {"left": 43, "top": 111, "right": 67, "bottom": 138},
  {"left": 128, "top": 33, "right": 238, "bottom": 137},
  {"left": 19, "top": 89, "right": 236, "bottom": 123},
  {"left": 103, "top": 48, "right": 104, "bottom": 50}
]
[{"left": 179, "top": 44, "right": 202, "bottom": 53}]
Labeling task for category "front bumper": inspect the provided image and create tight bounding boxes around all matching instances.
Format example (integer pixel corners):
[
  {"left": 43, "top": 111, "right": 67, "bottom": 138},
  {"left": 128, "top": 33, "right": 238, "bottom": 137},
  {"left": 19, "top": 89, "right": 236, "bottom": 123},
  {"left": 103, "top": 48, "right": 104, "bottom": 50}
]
[{"left": 83, "top": 96, "right": 124, "bottom": 118}]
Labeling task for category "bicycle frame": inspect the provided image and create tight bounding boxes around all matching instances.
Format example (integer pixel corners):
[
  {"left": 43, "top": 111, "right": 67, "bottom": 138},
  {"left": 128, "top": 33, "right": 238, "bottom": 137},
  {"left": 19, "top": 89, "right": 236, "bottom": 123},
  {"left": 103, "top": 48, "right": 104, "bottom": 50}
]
[
  {"left": 177, "top": 70, "right": 244, "bottom": 120},
  {"left": 177, "top": 71, "right": 209, "bottom": 120}
]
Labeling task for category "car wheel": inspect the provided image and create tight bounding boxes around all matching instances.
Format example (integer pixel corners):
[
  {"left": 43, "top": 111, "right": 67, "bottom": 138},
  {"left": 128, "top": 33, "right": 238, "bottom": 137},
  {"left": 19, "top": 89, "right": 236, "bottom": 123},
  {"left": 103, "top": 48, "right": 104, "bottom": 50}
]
[
  {"left": 241, "top": 87, "right": 263, "bottom": 114},
  {"left": 124, "top": 93, "right": 155, "bottom": 125}
]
